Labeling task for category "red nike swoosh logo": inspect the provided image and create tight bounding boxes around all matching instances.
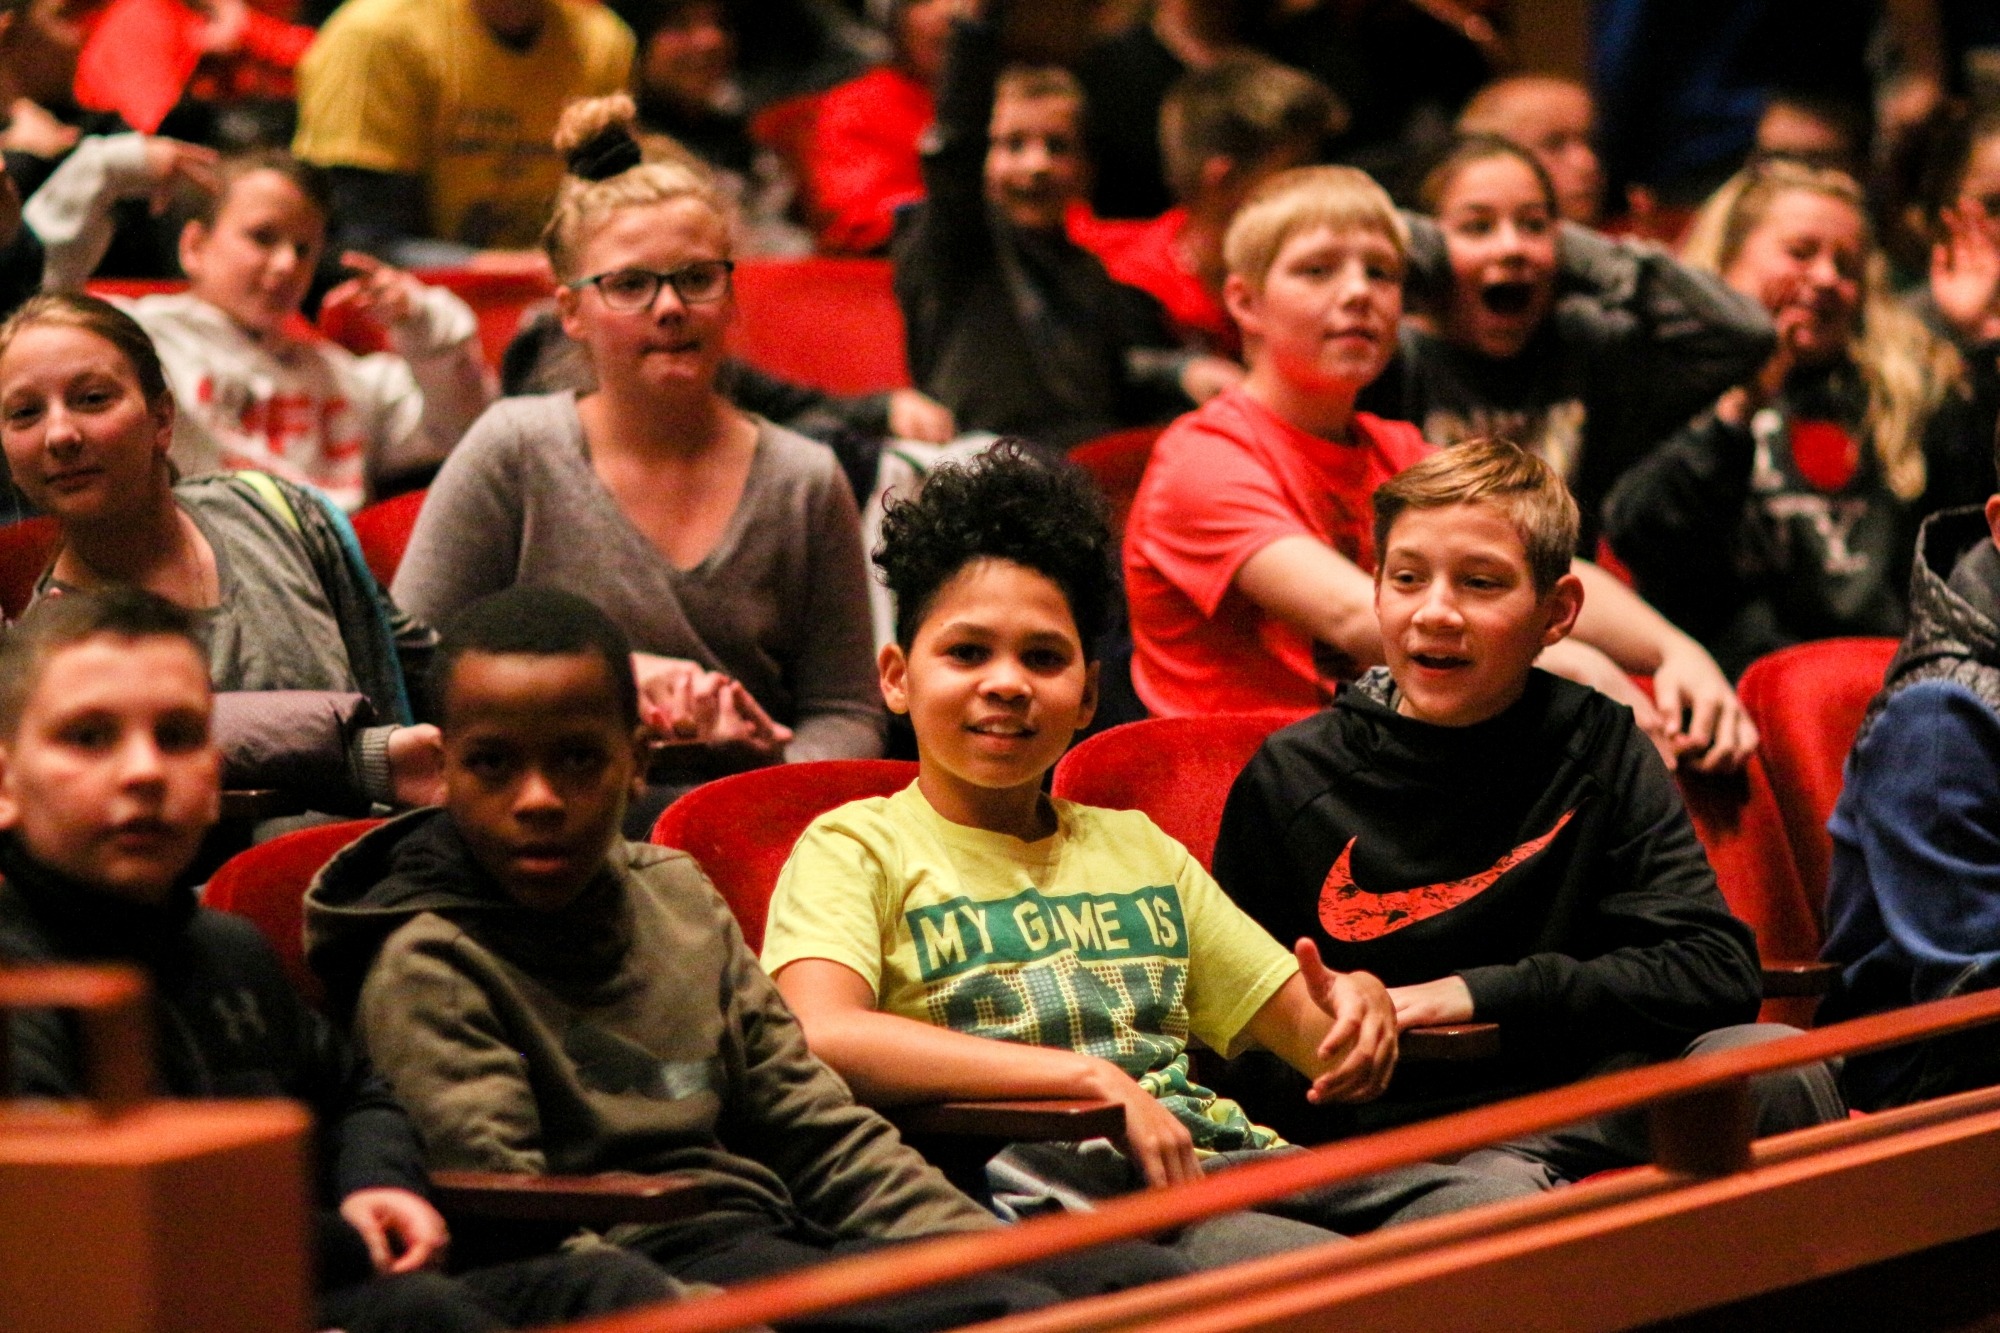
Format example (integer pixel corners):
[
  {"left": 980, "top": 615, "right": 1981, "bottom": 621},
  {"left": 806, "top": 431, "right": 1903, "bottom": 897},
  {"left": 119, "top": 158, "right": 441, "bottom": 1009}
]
[{"left": 1317, "top": 809, "right": 1577, "bottom": 942}]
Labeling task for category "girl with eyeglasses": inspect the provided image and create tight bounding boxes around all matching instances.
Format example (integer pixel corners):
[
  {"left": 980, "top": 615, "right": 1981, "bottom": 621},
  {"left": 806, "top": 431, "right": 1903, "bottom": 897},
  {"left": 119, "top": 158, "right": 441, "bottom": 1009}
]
[{"left": 393, "top": 95, "right": 883, "bottom": 822}]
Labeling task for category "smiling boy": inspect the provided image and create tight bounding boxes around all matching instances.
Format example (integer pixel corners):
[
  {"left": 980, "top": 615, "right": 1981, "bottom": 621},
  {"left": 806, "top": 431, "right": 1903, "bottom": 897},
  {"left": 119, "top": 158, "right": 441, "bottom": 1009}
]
[
  {"left": 762, "top": 445, "right": 1529, "bottom": 1266},
  {"left": 303, "top": 584, "right": 1182, "bottom": 1325},
  {"left": 0, "top": 587, "right": 673, "bottom": 1333},
  {"left": 1210, "top": 440, "right": 1844, "bottom": 1176},
  {"left": 1122, "top": 163, "right": 1755, "bottom": 772}
]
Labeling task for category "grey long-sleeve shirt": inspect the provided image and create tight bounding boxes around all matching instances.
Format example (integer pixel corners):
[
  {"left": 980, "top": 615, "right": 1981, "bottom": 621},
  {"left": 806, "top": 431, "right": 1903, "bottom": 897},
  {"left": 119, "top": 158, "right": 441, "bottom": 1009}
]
[{"left": 392, "top": 393, "right": 883, "bottom": 763}]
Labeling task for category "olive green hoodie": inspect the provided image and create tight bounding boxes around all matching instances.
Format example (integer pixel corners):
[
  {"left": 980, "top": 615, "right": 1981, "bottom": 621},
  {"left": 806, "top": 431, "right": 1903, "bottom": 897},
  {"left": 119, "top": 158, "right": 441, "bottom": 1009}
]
[{"left": 303, "top": 810, "right": 998, "bottom": 1258}]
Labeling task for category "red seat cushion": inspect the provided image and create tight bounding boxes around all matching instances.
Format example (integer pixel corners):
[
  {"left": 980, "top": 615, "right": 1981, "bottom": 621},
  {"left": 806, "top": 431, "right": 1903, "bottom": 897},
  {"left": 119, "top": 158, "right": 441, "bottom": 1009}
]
[
  {"left": 204, "top": 819, "right": 383, "bottom": 1006},
  {"left": 1737, "top": 638, "right": 1898, "bottom": 908},
  {"left": 1050, "top": 712, "right": 1310, "bottom": 871},
  {"left": 728, "top": 259, "right": 909, "bottom": 395},
  {"left": 1068, "top": 427, "right": 1163, "bottom": 545},
  {"left": 349, "top": 489, "right": 427, "bottom": 589},
  {"left": 649, "top": 760, "right": 919, "bottom": 951},
  {"left": 0, "top": 517, "right": 59, "bottom": 621}
]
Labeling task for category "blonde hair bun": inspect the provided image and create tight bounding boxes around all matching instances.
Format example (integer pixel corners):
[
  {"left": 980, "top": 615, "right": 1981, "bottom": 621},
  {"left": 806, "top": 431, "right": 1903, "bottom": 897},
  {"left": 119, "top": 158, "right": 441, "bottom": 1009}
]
[{"left": 555, "top": 94, "right": 644, "bottom": 181}]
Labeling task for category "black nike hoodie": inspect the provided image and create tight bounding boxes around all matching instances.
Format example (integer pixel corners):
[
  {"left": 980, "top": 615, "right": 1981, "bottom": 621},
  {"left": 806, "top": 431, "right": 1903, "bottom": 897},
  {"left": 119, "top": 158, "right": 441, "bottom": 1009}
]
[{"left": 1212, "top": 668, "right": 1760, "bottom": 1133}]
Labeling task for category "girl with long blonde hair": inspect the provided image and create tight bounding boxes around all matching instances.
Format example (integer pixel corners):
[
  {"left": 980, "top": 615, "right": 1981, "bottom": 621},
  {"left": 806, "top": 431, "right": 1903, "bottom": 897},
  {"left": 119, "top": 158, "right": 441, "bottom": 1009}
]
[{"left": 1605, "top": 158, "right": 1987, "bottom": 676}]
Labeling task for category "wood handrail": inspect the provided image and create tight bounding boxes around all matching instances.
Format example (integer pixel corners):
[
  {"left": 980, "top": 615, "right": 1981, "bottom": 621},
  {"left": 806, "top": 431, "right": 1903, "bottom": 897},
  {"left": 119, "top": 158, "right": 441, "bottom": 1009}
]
[
  {"left": 558, "top": 986, "right": 2000, "bottom": 1333},
  {"left": 0, "top": 963, "right": 152, "bottom": 1112}
]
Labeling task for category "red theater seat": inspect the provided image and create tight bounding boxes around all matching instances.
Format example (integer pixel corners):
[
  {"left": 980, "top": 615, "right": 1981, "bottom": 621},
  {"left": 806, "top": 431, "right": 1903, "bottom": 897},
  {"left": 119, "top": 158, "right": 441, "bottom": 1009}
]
[
  {"left": 1736, "top": 638, "right": 1898, "bottom": 907},
  {"left": 204, "top": 818, "right": 383, "bottom": 1006},
  {"left": 0, "top": 517, "right": 58, "bottom": 620},
  {"left": 1050, "top": 712, "right": 1310, "bottom": 872},
  {"left": 650, "top": 759, "right": 918, "bottom": 951},
  {"left": 1067, "top": 426, "right": 1163, "bottom": 545},
  {"left": 349, "top": 489, "right": 427, "bottom": 588},
  {"left": 1677, "top": 757, "right": 1830, "bottom": 1027},
  {"left": 728, "top": 258, "right": 909, "bottom": 395}
]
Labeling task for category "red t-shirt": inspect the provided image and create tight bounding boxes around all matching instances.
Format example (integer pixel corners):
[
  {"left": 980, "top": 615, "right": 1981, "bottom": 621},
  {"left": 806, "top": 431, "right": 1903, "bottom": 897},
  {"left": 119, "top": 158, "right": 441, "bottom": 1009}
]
[
  {"left": 1124, "top": 390, "right": 1434, "bottom": 717},
  {"left": 807, "top": 66, "right": 934, "bottom": 255},
  {"left": 1068, "top": 206, "right": 1238, "bottom": 357}
]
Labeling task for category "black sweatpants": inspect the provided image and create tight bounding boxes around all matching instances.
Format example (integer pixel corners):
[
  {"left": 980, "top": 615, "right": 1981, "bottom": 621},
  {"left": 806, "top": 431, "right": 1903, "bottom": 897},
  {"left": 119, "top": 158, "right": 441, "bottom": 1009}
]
[{"left": 318, "top": 1247, "right": 677, "bottom": 1333}]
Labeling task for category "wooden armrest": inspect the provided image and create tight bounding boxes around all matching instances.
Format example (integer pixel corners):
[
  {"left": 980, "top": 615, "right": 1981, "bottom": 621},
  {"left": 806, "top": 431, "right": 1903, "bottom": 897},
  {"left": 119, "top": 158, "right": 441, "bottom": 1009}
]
[
  {"left": 429, "top": 1170, "right": 710, "bottom": 1227},
  {"left": 220, "top": 789, "right": 306, "bottom": 822},
  {"left": 1401, "top": 1023, "right": 1502, "bottom": 1062},
  {"left": 886, "top": 1099, "right": 1124, "bottom": 1141},
  {"left": 1762, "top": 960, "right": 1840, "bottom": 998}
]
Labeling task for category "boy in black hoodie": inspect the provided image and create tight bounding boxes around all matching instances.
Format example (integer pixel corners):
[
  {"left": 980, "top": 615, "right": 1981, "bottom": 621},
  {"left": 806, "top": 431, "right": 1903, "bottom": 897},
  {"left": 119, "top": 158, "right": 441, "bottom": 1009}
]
[
  {"left": 0, "top": 588, "right": 674, "bottom": 1333},
  {"left": 1211, "top": 439, "right": 1844, "bottom": 1185}
]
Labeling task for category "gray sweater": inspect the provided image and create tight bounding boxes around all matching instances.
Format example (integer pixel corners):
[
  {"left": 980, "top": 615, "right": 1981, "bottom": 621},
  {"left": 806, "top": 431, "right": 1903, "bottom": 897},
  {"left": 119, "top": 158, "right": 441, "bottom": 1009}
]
[{"left": 392, "top": 393, "right": 883, "bottom": 763}]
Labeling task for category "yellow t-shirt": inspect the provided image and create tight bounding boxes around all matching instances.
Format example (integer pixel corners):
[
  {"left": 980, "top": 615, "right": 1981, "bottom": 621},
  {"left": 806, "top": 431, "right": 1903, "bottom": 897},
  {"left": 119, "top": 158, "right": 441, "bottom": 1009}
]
[
  {"left": 762, "top": 784, "right": 1300, "bottom": 1149},
  {"left": 294, "top": 0, "right": 633, "bottom": 248}
]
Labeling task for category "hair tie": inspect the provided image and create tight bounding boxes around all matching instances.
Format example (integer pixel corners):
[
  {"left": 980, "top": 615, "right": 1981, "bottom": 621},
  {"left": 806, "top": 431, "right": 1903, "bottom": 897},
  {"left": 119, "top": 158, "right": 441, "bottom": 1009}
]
[{"left": 567, "top": 125, "right": 643, "bottom": 182}]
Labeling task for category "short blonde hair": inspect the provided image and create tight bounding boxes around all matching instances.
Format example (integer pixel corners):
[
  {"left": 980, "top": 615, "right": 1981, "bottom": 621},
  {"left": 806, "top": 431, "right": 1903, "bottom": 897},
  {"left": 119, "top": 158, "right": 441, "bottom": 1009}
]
[
  {"left": 1372, "top": 438, "right": 1579, "bottom": 594},
  {"left": 541, "top": 94, "right": 734, "bottom": 282},
  {"left": 1222, "top": 165, "right": 1407, "bottom": 291}
]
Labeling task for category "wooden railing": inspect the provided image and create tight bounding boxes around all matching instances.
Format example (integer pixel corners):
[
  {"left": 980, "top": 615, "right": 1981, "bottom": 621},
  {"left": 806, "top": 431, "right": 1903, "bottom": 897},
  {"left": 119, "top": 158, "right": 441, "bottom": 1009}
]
[{"left": 551, "top": 988, "right": 2000, "bottom": 1333}]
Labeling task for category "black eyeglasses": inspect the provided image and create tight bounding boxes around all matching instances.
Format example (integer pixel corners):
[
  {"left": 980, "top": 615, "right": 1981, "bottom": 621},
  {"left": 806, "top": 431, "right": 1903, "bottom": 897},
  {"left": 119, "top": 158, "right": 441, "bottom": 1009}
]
[{"left": 570, "top": 261, "right": 735, "bottom": 310}]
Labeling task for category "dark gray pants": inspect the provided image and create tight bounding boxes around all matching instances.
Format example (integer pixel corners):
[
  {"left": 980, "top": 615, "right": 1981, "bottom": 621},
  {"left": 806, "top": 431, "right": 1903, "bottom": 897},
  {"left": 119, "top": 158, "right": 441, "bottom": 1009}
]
[
  {"left": 1454, "top": 1023, "right": 1848, "bottom": 1189},
  {"left": 318, "top": 1247, "right": 676, "bottom": 1333}
]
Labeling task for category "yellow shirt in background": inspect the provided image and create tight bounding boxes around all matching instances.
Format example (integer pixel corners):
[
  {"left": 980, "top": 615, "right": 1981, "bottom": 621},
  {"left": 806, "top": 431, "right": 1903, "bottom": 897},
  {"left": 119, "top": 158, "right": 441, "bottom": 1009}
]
[
  {"left": 763, "top": 784, "right": 1298, "bottom": 1105},
  {"left": 295, "top": 0, "right": 632, "bottom": 248}
]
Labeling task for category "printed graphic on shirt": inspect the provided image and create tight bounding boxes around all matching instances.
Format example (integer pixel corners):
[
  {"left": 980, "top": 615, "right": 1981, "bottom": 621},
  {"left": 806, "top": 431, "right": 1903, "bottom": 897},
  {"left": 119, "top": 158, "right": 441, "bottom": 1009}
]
[
  {"left": 1318, "top": 809, "right": 1576, "bottom": 941},
  {"left": 1424, "top": 401, "right": 1586, "bottom": 483},
  {"left": 906, "top": 885, "right": 1190, "bottom": 1078}
]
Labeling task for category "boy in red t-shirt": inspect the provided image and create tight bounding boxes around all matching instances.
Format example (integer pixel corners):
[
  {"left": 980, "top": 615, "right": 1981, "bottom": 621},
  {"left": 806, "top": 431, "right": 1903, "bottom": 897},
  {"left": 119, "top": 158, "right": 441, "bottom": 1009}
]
[{"left": 1124, "top": 166, "right": 1756, "bottom": 773}]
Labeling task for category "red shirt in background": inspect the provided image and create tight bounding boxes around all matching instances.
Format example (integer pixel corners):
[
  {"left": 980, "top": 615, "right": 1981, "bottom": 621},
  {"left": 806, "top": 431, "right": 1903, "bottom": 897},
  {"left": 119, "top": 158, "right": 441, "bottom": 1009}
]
[
  {"left": 806, "top": 66, "right": 934, "bottom": 255},
  {"left": 1124, "top": 389, "right": 1433, "bottom": 717},
  {"left": 1068, "top": 205, "right": 1238, "bottom": 357}
]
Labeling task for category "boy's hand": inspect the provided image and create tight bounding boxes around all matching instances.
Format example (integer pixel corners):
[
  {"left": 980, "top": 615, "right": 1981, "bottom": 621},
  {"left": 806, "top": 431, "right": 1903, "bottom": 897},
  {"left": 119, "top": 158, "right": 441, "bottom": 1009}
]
[
  {"left": 1077, "top": 1058, "right": 1201, "bottom": 1188},
  {"left": 887, "top": 389, "right": 956, "bottom": 443},
  {"left": 1297, "top": 939, "right": 1397, "bottom": 1104},
  {"left": 1650, "top": 638, "right": 1757, "bottom": 774},
  {"left": 386, "top": 724, "right": 446, "bottom": 807},
  {"left": 1388, "top": 976, "right": 1474, "bottom": 1031},
  {"left": 338, "top": 1187, "right": 449, "bottom": 1274},
  {"left": 324, "top": 251, "right": 423, "bottom": 329}
]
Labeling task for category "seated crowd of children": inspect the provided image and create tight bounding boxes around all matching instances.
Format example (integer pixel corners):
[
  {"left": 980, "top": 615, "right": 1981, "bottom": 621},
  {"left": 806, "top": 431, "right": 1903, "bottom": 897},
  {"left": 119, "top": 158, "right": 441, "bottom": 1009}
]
[{"left": 5, "top": 0, "right": 2000, "bottom": 1323}]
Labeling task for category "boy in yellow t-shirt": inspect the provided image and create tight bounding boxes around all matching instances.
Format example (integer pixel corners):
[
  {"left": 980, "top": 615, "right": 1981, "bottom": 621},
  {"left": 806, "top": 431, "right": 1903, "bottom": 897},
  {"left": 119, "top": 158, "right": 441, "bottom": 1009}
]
[
  {"left": 760, "top": 444, "right": 1529, "bottom": 1265},
  {"left": 294, "top": 0, "right": 633, "bottom": 261}
]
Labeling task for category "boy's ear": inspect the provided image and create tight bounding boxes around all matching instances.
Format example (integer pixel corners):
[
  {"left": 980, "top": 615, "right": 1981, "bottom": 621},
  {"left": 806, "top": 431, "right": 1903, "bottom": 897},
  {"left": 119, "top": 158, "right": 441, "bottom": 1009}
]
[
  {"left": 1983, "top": 493, "right": 2000, "bottom": 554},
  {"left": 555, "top": 282, "right": 585, "bottom": 341},
  {"left": 1222, "top": 272, "right": 1261, "bottom": 341},
  {"left": 1076, "top": 658, "right": 1100, "bottom": 734},
  {"left": 1540, "top": 571, "right": 1586, "bottom": 648},
  {"left": 878, "top": 641, "right": 911, "bottom": 715},
  {"left": 629, "top": 725, "right": 653, "bottom": 798},
  {"left": 0, "top": 743, "right": 17, "bottom": 833},
  {"left": 176, "top": 219, "right": 208, "bottom": 281}
]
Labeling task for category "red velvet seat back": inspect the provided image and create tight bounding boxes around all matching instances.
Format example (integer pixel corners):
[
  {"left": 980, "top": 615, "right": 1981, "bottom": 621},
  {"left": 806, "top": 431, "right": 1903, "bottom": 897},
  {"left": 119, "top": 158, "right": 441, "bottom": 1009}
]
[
  {"left": 349, "top": 489, "right": 428, "bottom": 589},
  {"left": 728, "top": 259, "right": 909, "bottom": 395},
  {"left": 1050, "top": 712, "right": 1310, "bottom": 871},
  {"left": 1067, "top": 427, "right": 1163, "bottom": 545},
  {"left": 1677, "top": 758, "right": 1817, "bottom": 1026},
  {"left": 0, "top": 517, "right": 58, "bottom": 621},
  {"left": 650, "top": 760, "right": 919, "bottom": 951},
  {"left": 1737, "top": 637, "right": 1898, "bottom": 909},
  {"left": 204, "top": 819, "right": 383, "bottom": 1006}
]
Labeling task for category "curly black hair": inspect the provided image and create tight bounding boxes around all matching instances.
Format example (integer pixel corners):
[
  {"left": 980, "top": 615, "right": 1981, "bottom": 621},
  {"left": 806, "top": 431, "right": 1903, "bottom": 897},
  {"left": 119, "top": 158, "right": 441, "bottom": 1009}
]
[{"left": 875, "top": 442, "right": 1112, "bottom": 657}]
